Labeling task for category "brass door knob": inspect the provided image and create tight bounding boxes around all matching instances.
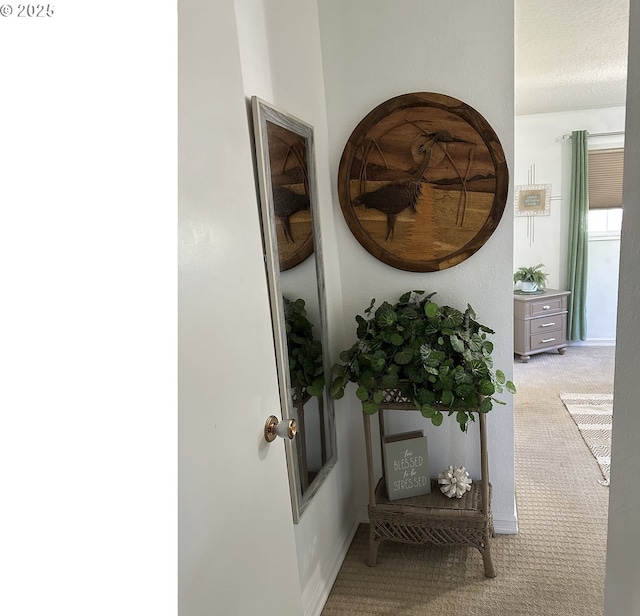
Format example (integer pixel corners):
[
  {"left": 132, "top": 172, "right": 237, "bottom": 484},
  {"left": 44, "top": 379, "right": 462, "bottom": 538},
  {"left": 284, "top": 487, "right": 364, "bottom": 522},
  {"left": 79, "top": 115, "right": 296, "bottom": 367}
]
[{"left": 264, "top": 415, "right": 297, "bottom": 442}]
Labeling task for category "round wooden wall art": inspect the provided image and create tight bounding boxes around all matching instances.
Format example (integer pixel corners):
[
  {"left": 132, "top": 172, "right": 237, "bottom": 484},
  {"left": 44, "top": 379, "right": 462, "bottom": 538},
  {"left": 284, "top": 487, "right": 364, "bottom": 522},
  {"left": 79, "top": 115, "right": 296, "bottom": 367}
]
[{"left": 337, "top": 92, "right": 509, "bottom": 271}]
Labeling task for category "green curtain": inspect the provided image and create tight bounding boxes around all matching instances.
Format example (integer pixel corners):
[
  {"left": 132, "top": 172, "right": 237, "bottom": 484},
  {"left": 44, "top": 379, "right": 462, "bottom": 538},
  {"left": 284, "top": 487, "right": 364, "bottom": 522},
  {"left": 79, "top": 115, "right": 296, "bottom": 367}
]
[{"left": 567, "top": 130, "right": 589, "bottom": 340}]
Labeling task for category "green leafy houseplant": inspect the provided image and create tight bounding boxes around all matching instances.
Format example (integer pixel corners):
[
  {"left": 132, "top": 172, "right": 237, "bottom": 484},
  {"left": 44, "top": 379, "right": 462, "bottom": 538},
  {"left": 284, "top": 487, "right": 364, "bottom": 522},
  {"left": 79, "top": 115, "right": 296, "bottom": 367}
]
[
  {"left": 329, "top": 290, "right": 515, "bottom": 431},
  {"left": 513, "top": 263, "right": 549, "bottom": 288},
  {"left": 284, "top": 297, "right": 324, "bottom": 398}
]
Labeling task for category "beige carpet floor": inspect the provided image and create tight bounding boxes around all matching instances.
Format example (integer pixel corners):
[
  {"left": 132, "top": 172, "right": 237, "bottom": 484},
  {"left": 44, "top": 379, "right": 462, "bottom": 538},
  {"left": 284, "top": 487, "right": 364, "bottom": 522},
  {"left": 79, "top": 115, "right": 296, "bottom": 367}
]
[{"left": 322, "top": 346, "right": 615, "bottom": 616}]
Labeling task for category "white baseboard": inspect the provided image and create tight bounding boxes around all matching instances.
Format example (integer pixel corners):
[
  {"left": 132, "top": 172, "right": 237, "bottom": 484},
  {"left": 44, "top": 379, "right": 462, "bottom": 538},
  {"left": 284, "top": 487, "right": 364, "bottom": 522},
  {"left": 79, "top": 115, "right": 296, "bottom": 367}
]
[
  {"left": 358, "top": 504, "right": 368, "bottom": 524},
  {"left": 569, "top": 339, "right": 616, "bottom": 346},
  {"left": 304, "top": 519, "right": 360, "bottom": 616},
  {"left": 493, "top": 514, "right": 519, "bottom": 534}
]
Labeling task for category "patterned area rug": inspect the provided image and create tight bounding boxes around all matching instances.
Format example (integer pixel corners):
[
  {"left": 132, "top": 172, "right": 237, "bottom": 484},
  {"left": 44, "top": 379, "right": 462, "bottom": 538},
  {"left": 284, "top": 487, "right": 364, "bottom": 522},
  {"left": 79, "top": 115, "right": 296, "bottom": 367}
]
[{"left": 560, "top": 393, "right": 613, "bottom": 486}]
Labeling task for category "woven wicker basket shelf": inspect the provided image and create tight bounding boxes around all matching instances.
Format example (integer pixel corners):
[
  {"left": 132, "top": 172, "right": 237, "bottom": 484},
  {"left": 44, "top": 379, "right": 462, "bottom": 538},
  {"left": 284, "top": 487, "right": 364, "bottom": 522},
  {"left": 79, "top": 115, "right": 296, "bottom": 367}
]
[{"left": 364, "top": 391, "right": 496, "bottom": 578}]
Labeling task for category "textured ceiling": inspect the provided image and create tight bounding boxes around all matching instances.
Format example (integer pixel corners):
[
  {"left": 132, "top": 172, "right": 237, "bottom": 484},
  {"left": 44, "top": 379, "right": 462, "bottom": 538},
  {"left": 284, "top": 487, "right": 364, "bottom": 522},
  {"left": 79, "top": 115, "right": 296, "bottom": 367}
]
[{"left": 516, "top": 0, "right": 629, "bottom": 115}]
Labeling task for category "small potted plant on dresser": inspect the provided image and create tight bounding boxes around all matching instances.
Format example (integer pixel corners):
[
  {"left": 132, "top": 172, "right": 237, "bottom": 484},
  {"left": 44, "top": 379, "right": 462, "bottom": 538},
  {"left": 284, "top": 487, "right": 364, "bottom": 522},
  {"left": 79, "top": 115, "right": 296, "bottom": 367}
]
[{"left": 513, "top": 263, "right": 549, "bottom": 293}]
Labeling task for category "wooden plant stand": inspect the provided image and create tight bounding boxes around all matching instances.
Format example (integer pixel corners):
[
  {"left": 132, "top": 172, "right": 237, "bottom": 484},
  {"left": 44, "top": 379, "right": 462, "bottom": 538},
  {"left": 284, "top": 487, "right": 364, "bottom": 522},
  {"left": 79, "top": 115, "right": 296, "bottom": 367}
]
[{"left": 363, "top": 389, "right": 496, "bottom": 578}]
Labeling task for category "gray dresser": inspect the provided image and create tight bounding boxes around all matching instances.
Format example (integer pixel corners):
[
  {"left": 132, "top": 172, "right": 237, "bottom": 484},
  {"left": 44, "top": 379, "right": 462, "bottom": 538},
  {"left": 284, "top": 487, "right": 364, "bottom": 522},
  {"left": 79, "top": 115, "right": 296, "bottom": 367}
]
[{"left": 514, "top": 289, "right": 570, "bottom": 362}]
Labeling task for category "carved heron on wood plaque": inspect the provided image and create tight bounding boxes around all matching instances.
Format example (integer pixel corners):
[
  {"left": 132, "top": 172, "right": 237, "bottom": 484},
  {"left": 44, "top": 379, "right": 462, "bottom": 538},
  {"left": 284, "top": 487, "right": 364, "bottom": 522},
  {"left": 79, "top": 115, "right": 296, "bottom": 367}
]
[{"left": 353, "top": 130, "right": 473, "bottom": 241}]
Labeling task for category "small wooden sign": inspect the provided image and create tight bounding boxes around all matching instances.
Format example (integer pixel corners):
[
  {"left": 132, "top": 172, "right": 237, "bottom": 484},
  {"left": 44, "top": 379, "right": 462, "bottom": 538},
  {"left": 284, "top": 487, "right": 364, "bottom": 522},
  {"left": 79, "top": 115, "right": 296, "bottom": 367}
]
[
  {"left": 383, "top": 430, "right": 430, "bottom": 500},
  {"left": 514, "top": 184, "right": 551, "bottom": 217}
]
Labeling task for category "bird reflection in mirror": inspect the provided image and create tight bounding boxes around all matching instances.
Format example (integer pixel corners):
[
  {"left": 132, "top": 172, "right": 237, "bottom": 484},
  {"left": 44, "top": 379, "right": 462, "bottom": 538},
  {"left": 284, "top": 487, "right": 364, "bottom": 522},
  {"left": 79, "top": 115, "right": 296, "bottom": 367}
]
[{"left": 272, "top": 185, "right": 310, "bottom": 243}]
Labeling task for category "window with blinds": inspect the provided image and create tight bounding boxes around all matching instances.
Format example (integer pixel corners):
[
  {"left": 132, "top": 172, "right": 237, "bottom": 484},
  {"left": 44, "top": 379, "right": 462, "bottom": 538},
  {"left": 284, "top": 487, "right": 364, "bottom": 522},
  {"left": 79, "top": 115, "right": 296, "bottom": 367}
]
[{"left": 588, "top": 148, "right": 624, "bottom": 209}]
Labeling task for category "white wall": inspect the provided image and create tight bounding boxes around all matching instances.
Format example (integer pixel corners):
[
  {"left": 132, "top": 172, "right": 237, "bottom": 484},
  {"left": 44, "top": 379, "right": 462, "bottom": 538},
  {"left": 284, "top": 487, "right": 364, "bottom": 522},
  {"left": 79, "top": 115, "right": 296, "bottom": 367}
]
[
  {"left": 515, "top": 107, "right": 625, "bottom": 342},
  {"left": 234, "top": 2, "right": 357, "bottom": 614},
  {"left": 318, "top": 0, "right": 517, "bottom": 533},
  {"left": 604, "top": 0, "right": 640, "bottom": 612}
]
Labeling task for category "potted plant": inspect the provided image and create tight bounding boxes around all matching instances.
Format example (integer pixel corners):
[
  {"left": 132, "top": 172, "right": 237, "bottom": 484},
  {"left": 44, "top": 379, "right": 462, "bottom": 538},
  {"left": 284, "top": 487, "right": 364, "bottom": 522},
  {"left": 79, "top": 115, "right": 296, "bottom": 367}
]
[
  {"left": 513, "top": 263, "right": 549, "bottom": 293},
  {"left": 329, "top": 290, "right": 515, "bottom": 431}
]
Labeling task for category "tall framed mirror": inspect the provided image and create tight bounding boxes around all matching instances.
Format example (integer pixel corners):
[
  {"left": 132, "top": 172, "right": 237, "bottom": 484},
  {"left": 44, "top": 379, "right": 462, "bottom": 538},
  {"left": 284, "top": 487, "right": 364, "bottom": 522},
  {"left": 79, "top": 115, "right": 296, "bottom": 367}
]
[{"left": 251, "top": 96, "right": 337, "bottom": 522}]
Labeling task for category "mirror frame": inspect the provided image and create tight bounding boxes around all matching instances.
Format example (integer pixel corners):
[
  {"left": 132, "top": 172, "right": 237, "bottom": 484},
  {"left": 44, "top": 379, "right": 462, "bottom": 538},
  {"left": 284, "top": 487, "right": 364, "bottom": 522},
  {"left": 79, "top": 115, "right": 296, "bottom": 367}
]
[{"left": 251, "top": 96, "right": 337, "bottom": 522}]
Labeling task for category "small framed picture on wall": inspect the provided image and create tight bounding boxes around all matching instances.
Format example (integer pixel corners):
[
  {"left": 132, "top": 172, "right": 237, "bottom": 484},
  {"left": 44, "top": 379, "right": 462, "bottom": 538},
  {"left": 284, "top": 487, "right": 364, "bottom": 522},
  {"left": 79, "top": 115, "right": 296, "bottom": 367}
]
[{"left": 515, "top": 184, "right": 551, "bottom": 216}]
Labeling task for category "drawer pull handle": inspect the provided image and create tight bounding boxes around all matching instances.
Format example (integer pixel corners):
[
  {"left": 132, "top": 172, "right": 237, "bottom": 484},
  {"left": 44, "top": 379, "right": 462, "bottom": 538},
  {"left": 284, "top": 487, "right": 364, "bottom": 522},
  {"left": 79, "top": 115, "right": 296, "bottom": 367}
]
[
  {"left": 541, "top": 338, "right": 556, "bottom": 343},
  {"left": 540, "top": 322, "right": 556, "bottom": 327},
  {"left": 542, "top": 305, "right": 551, "bottom": 310}
]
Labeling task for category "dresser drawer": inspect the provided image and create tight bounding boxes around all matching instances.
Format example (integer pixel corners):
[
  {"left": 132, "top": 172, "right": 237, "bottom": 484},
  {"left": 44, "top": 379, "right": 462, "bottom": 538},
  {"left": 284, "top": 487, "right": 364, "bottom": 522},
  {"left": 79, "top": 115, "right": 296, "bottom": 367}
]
[
  {"left": 531, "top": 331, "right": 563, "bottom": 351},
  {"left": 530, "top": 296, "right": 564, "bottom": 316},
  {"left": 529, "top": 314, "right": 563, "bottom": 335}
]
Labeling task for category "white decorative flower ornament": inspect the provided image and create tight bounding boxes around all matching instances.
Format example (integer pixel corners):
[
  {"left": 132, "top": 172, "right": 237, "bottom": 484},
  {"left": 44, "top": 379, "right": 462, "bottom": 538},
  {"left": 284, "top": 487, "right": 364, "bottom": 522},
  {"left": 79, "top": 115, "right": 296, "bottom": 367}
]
[{"left": 438, "top": 465, "right": 472, "bottom": 498}]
